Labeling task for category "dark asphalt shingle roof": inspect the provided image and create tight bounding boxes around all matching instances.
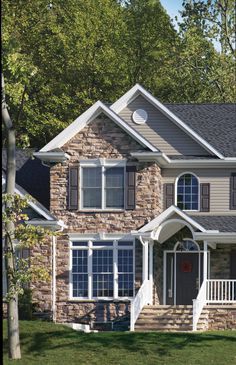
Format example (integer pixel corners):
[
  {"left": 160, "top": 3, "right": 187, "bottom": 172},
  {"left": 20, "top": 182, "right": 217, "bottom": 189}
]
[
  {"left": 191, "top": 215, "right": 236, "bottom": 232},
  {"left": 2, "top": 149, "right": 50, "bottom": 209},
  {"left": 164, "top": 104, "right": 236, "bottom": 157}
]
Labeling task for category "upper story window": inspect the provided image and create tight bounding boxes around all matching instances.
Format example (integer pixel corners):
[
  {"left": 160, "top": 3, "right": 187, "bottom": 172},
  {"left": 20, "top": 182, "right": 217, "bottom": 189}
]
[
  {"left": 176, "top": 173, "right": 199, "bottom": 211},
  {"left": 80, "top": 159, "right": 125, "bottom": 210}
]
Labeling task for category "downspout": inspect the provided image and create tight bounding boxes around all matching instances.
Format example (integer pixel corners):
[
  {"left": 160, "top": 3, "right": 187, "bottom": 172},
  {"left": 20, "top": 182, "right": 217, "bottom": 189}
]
[{"left": 52, "top": 235, "right": 56, "bottom": 322}]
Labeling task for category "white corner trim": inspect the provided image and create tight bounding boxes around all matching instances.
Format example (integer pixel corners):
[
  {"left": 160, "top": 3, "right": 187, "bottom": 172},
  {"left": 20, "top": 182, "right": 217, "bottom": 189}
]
[
  {"left": 138, "top": 205, "right": 206, "bottom": 233},
  {"left": 111, "top": 84, "right": 224, "bottom": 159},
  {"left": 40, "top": 101, "right": 158, "bottom": 153}
]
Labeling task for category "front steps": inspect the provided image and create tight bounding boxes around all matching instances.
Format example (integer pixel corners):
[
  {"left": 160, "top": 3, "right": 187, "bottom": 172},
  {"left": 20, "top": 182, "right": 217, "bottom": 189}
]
[{"left": 135, "top": 305, "right": 208, "bottom": 332}]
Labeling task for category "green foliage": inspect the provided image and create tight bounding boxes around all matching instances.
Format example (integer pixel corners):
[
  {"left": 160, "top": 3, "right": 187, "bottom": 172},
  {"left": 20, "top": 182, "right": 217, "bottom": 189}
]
[
  {"left": 2, "top": 0, "right": 235, "bottom": 148},
  {"left": 3, "top": 193, "right": 53, "bottom": 301}
]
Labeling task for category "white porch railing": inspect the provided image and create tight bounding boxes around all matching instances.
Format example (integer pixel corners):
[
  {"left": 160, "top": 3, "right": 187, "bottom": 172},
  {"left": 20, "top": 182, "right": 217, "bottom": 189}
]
[
  {"left": 193, "top": 279, "right": 236, "bottom": 331},
  {"left": 192, "top": 279, "right": 207, "bottom": 331},
  {"left": 130, "top": 279, "right": 152, "bottom": 331},
  {"left": 206, "top": 279, "right": 236, "bottom": 303}
]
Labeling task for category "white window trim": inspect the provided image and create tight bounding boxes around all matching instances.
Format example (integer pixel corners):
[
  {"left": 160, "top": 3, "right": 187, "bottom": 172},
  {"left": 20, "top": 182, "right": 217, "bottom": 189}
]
[
  {"left": 79, "top": 159, "right": 126, "bottom": 211},
  {"left": 69, "top": 236, "right": 135, "bottom": 301},
  {"left": 175, "top": 171, "right": 200, "bottom": 212}
]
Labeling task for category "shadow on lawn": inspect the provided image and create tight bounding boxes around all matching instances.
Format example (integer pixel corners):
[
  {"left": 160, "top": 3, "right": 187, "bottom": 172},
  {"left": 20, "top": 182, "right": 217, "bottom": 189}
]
[{"left": 21, "top": 325, "right": 236, "bottom": 358}]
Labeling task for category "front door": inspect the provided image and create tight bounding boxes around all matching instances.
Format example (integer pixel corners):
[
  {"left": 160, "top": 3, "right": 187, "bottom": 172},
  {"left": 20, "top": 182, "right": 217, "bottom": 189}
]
[{"left": 176, "top": 253, "right": 200, "bottom": 305}]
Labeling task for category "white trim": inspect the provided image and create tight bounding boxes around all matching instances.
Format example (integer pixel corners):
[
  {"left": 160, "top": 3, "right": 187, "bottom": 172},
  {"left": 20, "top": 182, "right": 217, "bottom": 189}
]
[
  {"left": 174, "top": 238, "right": 200, "bottom": 251},
  {"left": 138, "top": 205, "right": 206, "bottom": 234},
  {"left": 111, "top": 84, "right": 224, "bottom": 159},
  {"left": 40, "top": 101, "right": 158, "bottom": 153},
  {"left": 33, "top": 151, "right": 70, "bottom": 162},
  {"left": 69, "top": 237, "right": 135, "bottom": 301},
  {"left": 52, "top": 236, "right": 56, "bottom": 322},
  {"left": 164, "top": 249, "right": 208, "bottom": 305},
  {"left": 175, "top": 172, "right": 200, "bottom": 212},
  {"left": 79, "top": 159, "right": 126, "bottom": 210},
  {"left": 27, "top": 219, "right": 66, "bottom": 231}
]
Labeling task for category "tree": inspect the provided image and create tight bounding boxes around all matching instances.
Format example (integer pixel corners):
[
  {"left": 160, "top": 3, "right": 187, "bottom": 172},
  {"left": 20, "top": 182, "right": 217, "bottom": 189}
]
[
  {"left": 2, "top": 192, "right": 53, "bottom": 360},
  {"left": 2, "top": 75, "right": 52, "bottom": 360},
  {"left": 176, "top": 0, "right": 236, "bottom": 102}
]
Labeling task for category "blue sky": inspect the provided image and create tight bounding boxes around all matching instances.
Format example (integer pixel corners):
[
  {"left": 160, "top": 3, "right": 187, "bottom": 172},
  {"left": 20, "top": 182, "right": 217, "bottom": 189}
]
[{"left": 161, "top": 0, "right": 184, "bottom": 23}]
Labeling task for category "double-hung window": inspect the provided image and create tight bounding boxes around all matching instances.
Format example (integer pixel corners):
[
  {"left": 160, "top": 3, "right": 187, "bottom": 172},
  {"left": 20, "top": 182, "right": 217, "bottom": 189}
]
[
  {"left": 176, "top": 173, "right": 199, "bottom": 211},
  {"left": 70, "top": 239, "right": 134, "bottom": 299},
  {"left": 80, "top": 159, "right": 125, "bottom": 210}
]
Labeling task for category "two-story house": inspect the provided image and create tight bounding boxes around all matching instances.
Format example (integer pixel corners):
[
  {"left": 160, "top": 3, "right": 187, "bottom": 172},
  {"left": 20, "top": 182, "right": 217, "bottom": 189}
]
[{"left": 9, "top": 84, "right": 236, "bottom": 331}]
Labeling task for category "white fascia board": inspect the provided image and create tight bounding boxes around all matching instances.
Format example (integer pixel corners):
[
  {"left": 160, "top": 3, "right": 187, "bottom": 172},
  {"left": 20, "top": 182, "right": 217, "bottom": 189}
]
[
  {"left": 33, "top": 152, "right": 70, "bottom": 162},
  {"left": 194, "top": 232, "right": 236, "bottom": 243},
  {"left": 40, "top": 101, "right": 158, "bottom": 153},
  {"left": 130, "top": 152, "right": 170, "bottom": 167},
  {"left": 111, "top": 84, "right": 224, "bottom": 159},
  {"left": 167, "top": 159, "right": 236, "bottom": 168},
  {"left": 138, "top": 205, "right": 206, "bottom": 233},
  {"left": 68, "top": 232, "right": 133, "bottom": 241},
  {"left": 27, "top": 219, "right": 67, "bottom": 231}
]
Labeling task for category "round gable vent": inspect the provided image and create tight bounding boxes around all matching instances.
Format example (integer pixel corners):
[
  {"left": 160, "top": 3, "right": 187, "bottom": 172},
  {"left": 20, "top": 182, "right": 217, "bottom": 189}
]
[{"left": 132, "top": 109, "right": 148, "bottom": 124}]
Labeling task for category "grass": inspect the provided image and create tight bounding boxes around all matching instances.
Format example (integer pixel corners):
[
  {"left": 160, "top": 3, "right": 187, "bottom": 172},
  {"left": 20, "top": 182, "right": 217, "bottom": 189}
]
[{"left": 3, "top": 320, "right": 236, "bottom": 365}]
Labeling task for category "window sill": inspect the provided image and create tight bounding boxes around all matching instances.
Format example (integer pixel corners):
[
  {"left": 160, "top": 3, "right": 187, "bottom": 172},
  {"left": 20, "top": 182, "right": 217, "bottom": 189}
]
[
  {"left": 79, "top": 209, "right": 125, "bottom": 213},
  {"left": 68, "top": 298, "right": 133, "bottom": 302}
]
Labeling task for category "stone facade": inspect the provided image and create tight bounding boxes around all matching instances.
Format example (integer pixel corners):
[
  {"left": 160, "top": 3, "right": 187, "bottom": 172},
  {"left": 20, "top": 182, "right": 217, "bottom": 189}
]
[
  {"left": 49, "top": 115, "right": 162, "bottom": 323},
  {"left": 210, "top": 244, "right": 236, "bottom": 279},
  {"left": 207, "top": 306, "right": 236, "bottom": 330}
]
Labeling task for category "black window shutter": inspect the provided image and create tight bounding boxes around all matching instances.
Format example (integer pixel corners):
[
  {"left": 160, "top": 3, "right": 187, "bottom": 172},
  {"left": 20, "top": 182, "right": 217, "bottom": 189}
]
[
  {"left": 126, "top": 166, "right": 136, "bottom": 210},
  {"left": 200, "top": 183, "right": 210, "bottom": 212},
  {"left": 164, "top": 183, "right": 174, "bottom": 209},
  {"left": 230, "top": 173, "right": 236, "bottom": 210},
  {"left": 68, "top": 166, "right": 79, "bottom": 210}
]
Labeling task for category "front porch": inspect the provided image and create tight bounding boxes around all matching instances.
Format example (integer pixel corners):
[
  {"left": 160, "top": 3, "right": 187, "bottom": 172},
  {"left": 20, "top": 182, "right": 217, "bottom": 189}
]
[{"left": 130, "top": 206, "right": 236, "bottom": 331}]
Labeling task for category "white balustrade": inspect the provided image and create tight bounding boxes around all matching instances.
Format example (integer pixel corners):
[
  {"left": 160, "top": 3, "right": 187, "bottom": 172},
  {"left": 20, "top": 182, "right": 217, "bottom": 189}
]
[
  {"left": 130, "top": 279, "right": 152, "bottom": 331},
  {"left": 192, "top": 279, "right": 207, "bottom": 331},
  {"left": 193, "top": 279, "right": 236, "bottom": 331},
  {"left": 206, "top": 280, "right": 236, "bottom": 303}
]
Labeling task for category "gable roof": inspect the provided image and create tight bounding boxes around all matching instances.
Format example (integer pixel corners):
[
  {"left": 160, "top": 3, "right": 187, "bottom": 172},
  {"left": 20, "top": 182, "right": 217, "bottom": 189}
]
[
  {"left": 2, "top": 149, "right": 50, "bottom": 209},
  {"left": 111, "top": 84, "right": 225, "bottom": 159},
  {"left": 165, "top": 104, "right": 236, "bottom": 158},
  {"left": 40, "top": 101, "right": 158, "bottom": 153}
]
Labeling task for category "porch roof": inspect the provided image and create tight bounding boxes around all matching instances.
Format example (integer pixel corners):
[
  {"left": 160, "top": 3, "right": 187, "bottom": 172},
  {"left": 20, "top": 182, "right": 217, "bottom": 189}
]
[
  {"left": 190, "top": 215, "right": 236, "bottom": 233},
  {"left": 133, "top": 206, "right": 236, "bottom": 244}
]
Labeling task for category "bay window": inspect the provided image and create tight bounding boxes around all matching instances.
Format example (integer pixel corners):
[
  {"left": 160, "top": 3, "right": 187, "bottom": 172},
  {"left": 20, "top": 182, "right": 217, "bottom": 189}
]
[{"left": 70, "top": 239, "right": 134, "bottom": 299}]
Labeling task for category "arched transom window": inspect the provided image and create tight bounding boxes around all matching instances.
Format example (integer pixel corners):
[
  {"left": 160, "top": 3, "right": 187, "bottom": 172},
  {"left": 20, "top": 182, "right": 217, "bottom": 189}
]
[
  {"left": 176, "top": 173, "right": 199, "bottom": 211},
  {"left": 174, "top": 240, "right": 199, "bottom": 252}
]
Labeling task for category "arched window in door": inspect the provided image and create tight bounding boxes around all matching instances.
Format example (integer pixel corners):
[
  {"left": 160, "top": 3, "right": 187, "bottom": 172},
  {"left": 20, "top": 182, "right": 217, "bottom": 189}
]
[
  {"left": 176, "top": 173, "right": 199, "bottom": 211},
  {"left": 174, "top": 239, "right": 200, "bottom": 252}
]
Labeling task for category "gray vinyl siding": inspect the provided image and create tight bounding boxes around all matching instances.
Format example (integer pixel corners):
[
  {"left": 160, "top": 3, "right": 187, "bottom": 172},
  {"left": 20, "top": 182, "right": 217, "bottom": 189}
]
[
  {"left": 162, "top": 168, "right": 236, "bottom": 214},
  {"left": 119, "top": 95, "right": 210, "bottom": 156}
]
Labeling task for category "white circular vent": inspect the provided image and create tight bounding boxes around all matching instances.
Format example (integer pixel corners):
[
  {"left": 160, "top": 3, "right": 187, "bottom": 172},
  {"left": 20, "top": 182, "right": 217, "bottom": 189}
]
[{"left": 132, "top": 109, "right": 148, "bottom": 124}]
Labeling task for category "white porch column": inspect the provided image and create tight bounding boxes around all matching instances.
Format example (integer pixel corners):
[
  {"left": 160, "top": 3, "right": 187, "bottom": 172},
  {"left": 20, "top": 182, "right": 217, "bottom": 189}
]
[
  {"left": 142, "top": 240, "right": 149, "bottom": 283},
  {"left": 148, "top": 240, "right": 154, "bottom": 305},
  {"left": 203, "top": 241, "right": 208, "bottom": 282}
]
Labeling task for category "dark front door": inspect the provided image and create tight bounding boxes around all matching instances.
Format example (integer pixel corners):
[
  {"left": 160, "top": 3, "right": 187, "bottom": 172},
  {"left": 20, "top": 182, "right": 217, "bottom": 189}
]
[{"left": 176, "top": 253, "right": 200, "bottom": 305}]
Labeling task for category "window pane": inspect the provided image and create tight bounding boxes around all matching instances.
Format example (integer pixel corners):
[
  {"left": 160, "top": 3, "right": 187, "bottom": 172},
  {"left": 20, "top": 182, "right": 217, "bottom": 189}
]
[
  {"left": 83, "top": 188, "right": 101, "bottom": 208},
  {"left": 92, "top": 249, "right": 113, "bottom": 297},
  {"left": 83, "top": 167, "right": 102, "bottom": 187},
  {"left": 72, "top": 250, "right": 88, "bottom": 297},
  {"left": 177, "top": 174, "right": 199, "bottom": 211},
  {"left": 118, "top": 249, "right": 133, "bottom": 297},
  {"left": 105, "top": 167, "right": 124, "bottom": 188},
  {"left": 106, "top": 188, "right": 124, "bottom": 208}
]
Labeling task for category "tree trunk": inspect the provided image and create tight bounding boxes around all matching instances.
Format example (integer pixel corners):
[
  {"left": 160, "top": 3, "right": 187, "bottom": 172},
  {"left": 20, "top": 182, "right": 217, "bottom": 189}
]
[{"left": 2, "top": 76, "right": 21, "bottom": 359}]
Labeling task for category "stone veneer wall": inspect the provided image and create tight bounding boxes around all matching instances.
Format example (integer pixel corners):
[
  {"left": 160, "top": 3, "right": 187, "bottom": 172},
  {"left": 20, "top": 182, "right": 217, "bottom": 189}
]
[
  {"left": 210, "top": 244, "right": 236, "bottom": 279},
  {"left": 48, "top": 115, "right": 162, "bottom": 323},
  {"left": 207, "top": 306, "right": 236, "bottom": 330}
]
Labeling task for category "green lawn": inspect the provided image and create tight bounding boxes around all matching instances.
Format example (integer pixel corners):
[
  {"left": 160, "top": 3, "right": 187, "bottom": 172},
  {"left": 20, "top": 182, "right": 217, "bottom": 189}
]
[{"left": 3, "top": 320, "right": 236, "bottom": 365}]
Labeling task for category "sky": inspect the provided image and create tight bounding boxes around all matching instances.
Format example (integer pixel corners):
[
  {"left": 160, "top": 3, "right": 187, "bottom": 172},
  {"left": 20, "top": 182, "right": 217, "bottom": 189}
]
[{"left": 161, "top": 0, "right": 184, "bottom": 24}]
